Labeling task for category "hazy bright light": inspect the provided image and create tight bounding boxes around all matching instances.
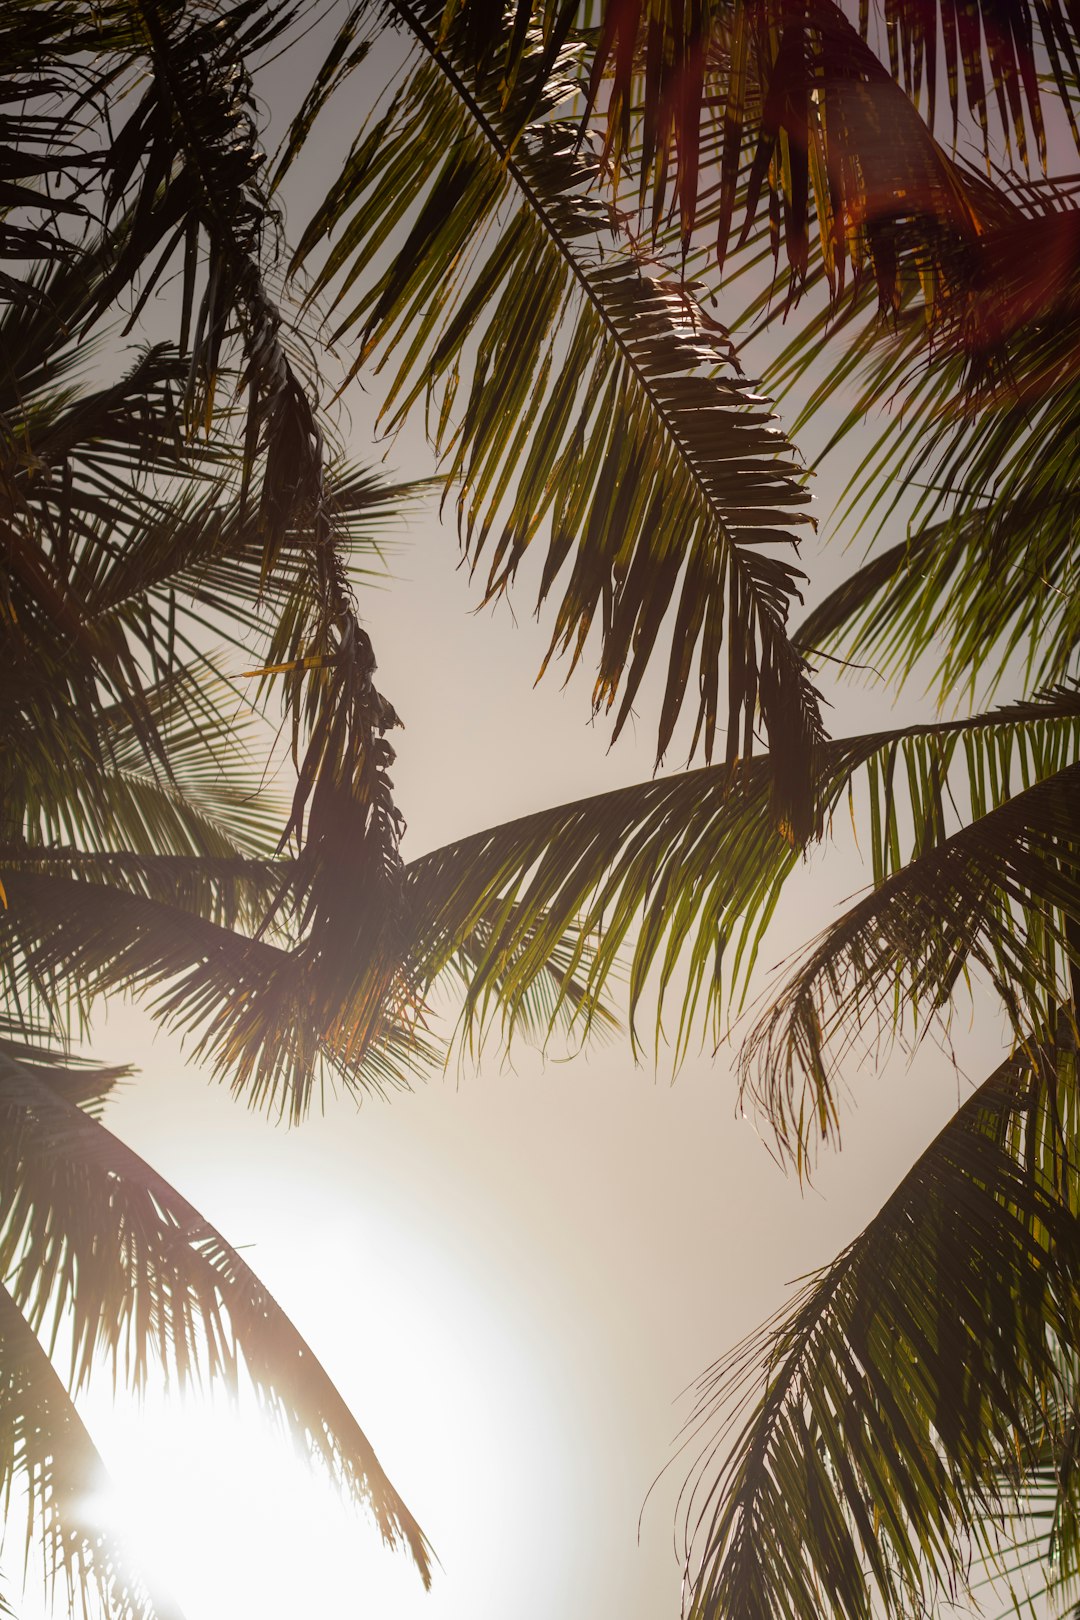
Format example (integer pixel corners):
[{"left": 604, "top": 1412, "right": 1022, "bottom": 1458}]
[{"left": 13, "top": 1092, "right": 588, "bottom": 1620}]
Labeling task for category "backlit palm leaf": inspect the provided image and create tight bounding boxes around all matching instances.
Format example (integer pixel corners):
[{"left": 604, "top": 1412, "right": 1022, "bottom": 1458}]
[
  {"left": 0, "top": 871, "right": 426, "bottom": 1117},
  {"left": 1, "top": 291, "right": 432, "bottom": 1099},
  {"left": 789, "top": 191, "right": 1080, "bottom": 705},
  {"left": 290, "top": 2, "right": 824, "bottom": 835},
  {"left": 567, "top": 0, "right": 1071, "bottom": 310},
  {"left": 796, "top": 484, "right": 1080, "bottom": 705},
  {"left": 0, "top": 1281, "right": 183, "bottom": 1620},
  {"left": 3, "top": 7, "right": 418, "bottom": 1005},
  {"left": 615, "top": 0, "right": 1006, "bottom": 295},
  {"left": 403, "top": 685, "right": 1080, "bottom": 1061},
  {"left": 680, "top": 1027, "right": 1080, "bottom": 1620},
  {"left": 741, "top": 762, "right": 1080, "bottom": 1163},
  {"left": 0, "top": 1047, "right": 432, "bottom": 1583},
  {"left": 0, "top": 840, "right": 613, "bottom": 1117},
  {"left": 0, "top": 1016, "right": 129, "bottom": 1117}
]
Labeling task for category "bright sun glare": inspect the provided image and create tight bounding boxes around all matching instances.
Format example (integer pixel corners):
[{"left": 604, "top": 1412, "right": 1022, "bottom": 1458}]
[
  {"left": 77, "top": 1388, "right": 426, "bottom": 1620},
  {"left": 13, "top": 1153, "right": 581, "bottom": 1620}
]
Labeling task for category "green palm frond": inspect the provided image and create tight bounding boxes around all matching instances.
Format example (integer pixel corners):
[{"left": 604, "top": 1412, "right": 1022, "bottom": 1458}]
[
  {"left": 0, "top": 1047, "right": 433, "bottom": 1583},
  {"left": 402, "top": 685, "right": 1080, "bottom": 1062},
  {"left": 786, "top": 207, "right": 1080, "bottom": 708},
  {"left": 0, "top": 837, "right": 618, "bottom": 1115},
  {"left": 741, "top": 762, "right": 1080, "bottom": 1163},
  {"left": 290, "top": 2, "right": 824, "bottom": 836},
  {"left": 0, "top": 870, "right": 429, "bottom": 1117},
  {"left": 796, "top": 484, "right": 1080, "bottom": 705},
  {"left": 64, "top": 0, "right": 342, "bottom": 567},
  {"left": 10, "top": 667, "right": 282, "bottom": 865},
  {"left": 2, "top": 7, "right": 447, "bottom": 1059},
  {"left": 3, "top": 333, "right": 422, "bottom": 974},
  {"left": 967, "top": 1370, "right": 1080, "bottom": 1615},
  {"left": 92, "top": 682, "right": 282, "bottom": 861},
  {"left": 1, "top": 6, "right": 415, "bottom": 949},
  {"left": 0, "top": 1281, "right": 183, "bottom": 1620},
  {"left": 680, "top": 1027, "right": 1080, "bottom": 1620},
  {"left": 9, "top": 342, "right": 193, "bottom": 518}
]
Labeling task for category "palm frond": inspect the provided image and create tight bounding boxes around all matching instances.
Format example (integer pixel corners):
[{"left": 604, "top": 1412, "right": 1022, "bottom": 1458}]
[
  {"left": 0, "top": 821, "right": 625, "bottom": 1114},
  {"left": 681, "top": 1026, "right": 1080, "bottom": 1620},
  {"left": 967, "top": 1362, "right": 1080, "bottom": 1615},
  {"left": 9, "top": 666, "right": 282, "bottom": 866},
  {"left": 291, "top": 2, "right": 824, "bottom": 835},
  {"left": 0, "top": 1047, "right": 433, "bottom": 1583},
  {"left": 796, "top": 485, "right": 1080, "bottom": 705},
  {"left": 0, "top": 5, "right": 114, "bottom": 304},
  {"left": 0, "top": 1013, "right": 130, "bottom": 1117},
  {"left": 0, "top": 1280, "right": 183, "bottom": 1620},
  {"left": 741, "top": 761, "right": 1080, "bottom": 1163},
  {"left": 786, "top": 199, "right": 1080, "bottom": 706},
  {"left": 2, "top": 7, "right": 450, "bottom": 1033},
  {"left": 571, "top": 0, "right": 1068, "bottom": 306},
  {"left": 402, "top": 685, "right": 1080, "bottom": 1062},
  {"left": 0, "top": 869, "right": 433, "bottom": 1118}
]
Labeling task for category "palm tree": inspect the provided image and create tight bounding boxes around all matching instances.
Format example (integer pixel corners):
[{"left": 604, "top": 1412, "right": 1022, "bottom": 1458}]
[
  {"left": 0, "top": 268, "right": 443, "bottom": 1616},
  {"left": 7, "top": 1, "right": 1080, "bottom": 1617},
  {"left": 275, "top": 2, "right": 1080, "bottom": 1616},
  {"left": 0, "top": 3, "right": 440, "bottom": 1608},
  {"left": 0, "top": 4, "right": 630, "bottom": 1610}
]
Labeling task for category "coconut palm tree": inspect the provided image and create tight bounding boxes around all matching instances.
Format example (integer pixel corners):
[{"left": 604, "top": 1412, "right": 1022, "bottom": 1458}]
[
  {"left": 0, "top": 5, "right": 630, "bottom": 1611},
  {"left": 0, "top": 4, "right": 435, "bottom": 1608},
  {"left": 276, "top": 2, "right": 1080, "bottom": 1616},
  {"left": 0, "top": 255, "right": 443, "bottom": 1614},
  {"left": 7, "top": 1, "right": 1080, "bottom": 1618}
]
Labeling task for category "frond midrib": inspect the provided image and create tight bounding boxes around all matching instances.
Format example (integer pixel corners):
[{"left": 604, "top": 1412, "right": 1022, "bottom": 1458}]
[{"left": 378, "top": 0, "right": 809, "bottom": 618}]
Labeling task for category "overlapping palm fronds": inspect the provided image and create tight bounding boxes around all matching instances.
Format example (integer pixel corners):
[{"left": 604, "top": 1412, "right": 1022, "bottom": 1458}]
[
  {"left": 787, "top": 198, "right": 1080, "bottom": 712},
  {"left": 740, "top": 762, "right": 1080, "bottom": 1163},
  {"left": 680, "top": 1027, "right": 1080, "bottom": 1620},
  {"left": 289, "top": 0, "right": 825, "bottom": 837},
  {"left": 1, "top": 1, "right": 433, "bottom": 1082},
  {"left": 569, "top": 0, "right": 1080, "bottom": 321},
  {"left": 400, "top": 684, "right": 1080, "bottom": 1062},
  {"left": 602, "top": 0, "right": 1015, "bottom": 303},
  {"left": 0, "top": 8, "right": 453, "bottom": 1590},
  {"left": 7, "top": 1, "right": 1080, "bottom": 1616},
  {"left": 794, "top": 483, "right": 1080, "bottom": 706}
]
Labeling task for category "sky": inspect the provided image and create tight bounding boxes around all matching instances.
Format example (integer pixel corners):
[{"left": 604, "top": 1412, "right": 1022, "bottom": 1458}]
[
  {"left": 12, "top": 12, "right": 1027, "bottom": 1620},
  {"left": 23, "top": 519, "right": 1014, "bottom": 1620}
]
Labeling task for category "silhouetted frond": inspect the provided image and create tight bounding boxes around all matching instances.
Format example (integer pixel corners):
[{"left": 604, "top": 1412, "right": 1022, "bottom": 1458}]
[
  {"left": 681, "top": 1028, "right": 1080, "bottom": 1620},
  {"left": 404, "top": 686, "right": 1080, "bottom": 1061},
  {"left": 0, "top": 1280, "right": 183, "bottom": 1620},
  {"left": 0, "top": 1048, "right": 432, "bottom": 1584},
  {"left": 292, "top": 2, "right": 824, "bottom": 835},
  {"left": 741, "top": 763, "right": 1080, "bottom": 1163}
]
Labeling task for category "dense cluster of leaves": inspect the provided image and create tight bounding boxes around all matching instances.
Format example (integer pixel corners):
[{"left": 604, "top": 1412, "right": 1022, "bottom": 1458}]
[{"left": 4, "top": 0, "right": 1080, "bottom": 1617}]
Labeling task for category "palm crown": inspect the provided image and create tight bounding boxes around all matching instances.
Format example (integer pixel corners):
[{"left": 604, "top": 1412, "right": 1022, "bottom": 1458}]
[{"left": 2, "top": 0, "right": 1079, "bottom": 1617}]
